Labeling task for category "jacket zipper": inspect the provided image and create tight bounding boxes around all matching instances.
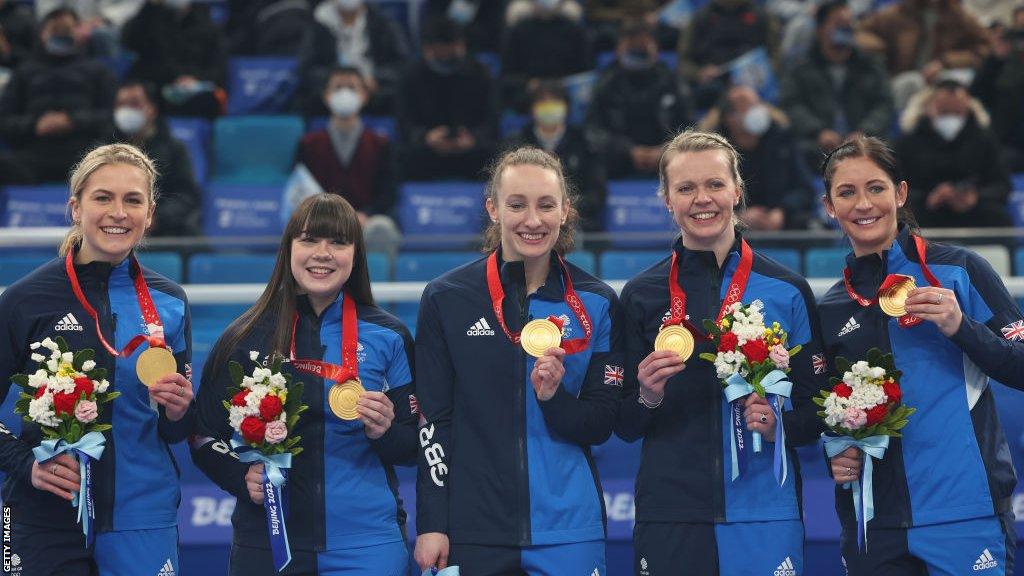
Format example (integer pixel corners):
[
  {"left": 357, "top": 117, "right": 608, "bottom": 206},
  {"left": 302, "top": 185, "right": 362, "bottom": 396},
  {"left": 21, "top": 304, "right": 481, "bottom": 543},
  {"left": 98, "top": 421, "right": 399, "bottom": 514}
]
[
  {"left": 517, "top": 283, "right": 531, "bottom": 546},
  {"left": 710, "top": 261, "right": 726, "bottom": 523}
]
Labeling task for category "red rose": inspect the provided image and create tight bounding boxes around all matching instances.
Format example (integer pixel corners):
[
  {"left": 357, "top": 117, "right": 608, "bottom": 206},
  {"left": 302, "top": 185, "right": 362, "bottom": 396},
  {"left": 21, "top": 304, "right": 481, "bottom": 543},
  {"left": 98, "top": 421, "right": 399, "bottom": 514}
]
[
  {"left": 865, "top": 404, "right": 888, "bottom": 426},
  {"left": 34, "top": 386, "right": 46, "bottom": 399},
  {"left": 231, "top": 390, "right": 249, "bottom": 407},
  {"left": 741, "top": 339, "right": 770, "bottom": 363},
  {"left": 832, "top": 383, "right": 853, "bottom": 398},
  {"left": 883, "top": 381, "right": 902, "bottom": 404},
  {"left": 259, "top": 395, "right": 283, "bottom": 421},
  {"left": 240, "top": 416, "right": 266, "bottom": 444},
  {"left": 53, "top": 391, "right": 77, "bottom": 417},
  {"left": 718, "top": 332, "right": 739, "bottom": 352},
  {"left": 73, "top": 376, "right": 94, "bottom": 397}
]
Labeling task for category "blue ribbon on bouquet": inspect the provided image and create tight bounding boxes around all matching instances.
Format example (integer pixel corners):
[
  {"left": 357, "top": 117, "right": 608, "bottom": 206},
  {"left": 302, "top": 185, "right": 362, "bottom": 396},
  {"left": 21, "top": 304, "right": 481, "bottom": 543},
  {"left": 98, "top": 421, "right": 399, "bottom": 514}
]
[
  {"left": 422, "top": 567, "right": 461, "bottom": 575},
  {"left": 232, "top": 440, "right": 293, "bottom": 571},
  {"left": 33, "top": 432, "right": 106, "bottom": 547},
  {"left": 723, "top": 370, "right": 792, "bottom": 484},
  {"left": 823, "top": 434, "right": 889, "bottom": 551}
]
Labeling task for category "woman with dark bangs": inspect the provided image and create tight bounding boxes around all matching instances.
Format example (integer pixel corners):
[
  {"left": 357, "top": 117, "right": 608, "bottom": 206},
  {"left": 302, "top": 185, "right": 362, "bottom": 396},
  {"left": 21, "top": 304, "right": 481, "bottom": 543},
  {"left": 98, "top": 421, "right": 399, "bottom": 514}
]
[{"left": 191, "top": 193, "right": 418, "bottom": 575}]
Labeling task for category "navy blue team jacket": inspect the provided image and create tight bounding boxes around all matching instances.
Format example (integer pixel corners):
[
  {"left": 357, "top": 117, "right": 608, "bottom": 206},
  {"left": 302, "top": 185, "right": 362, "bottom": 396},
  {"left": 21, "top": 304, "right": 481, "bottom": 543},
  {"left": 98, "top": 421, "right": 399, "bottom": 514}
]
[
  {"left": 616, "top": 235, "right": 828, "bottom": 524},
  {"left": 819, "top": 227, "right": 1024, "bottom": 529},
  {"left": 0, "top": 255, "right": 193, "bottom": 532},
  {"left": 415, "top": 250, "right": 623, "bottom": 546}
]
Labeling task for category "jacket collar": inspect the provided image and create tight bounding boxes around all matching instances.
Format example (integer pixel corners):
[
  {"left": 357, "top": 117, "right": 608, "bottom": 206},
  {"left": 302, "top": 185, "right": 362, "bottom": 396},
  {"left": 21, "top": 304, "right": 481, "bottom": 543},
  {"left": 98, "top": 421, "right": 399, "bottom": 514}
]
[
  {"left": 496, "top": 247, "right": 565, "bottom": 301},
  {"left": 844, "top": 224, "right": 914, "bottom": 294},
  {"left": 671, "top": 229, "right": 744, "bottom": 277}
]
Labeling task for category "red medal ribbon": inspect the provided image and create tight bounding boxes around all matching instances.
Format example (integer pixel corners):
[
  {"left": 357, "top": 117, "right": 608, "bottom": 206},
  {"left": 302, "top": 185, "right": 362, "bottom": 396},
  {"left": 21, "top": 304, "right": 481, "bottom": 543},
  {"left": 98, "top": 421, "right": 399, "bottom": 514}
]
[
  {"left": 663, "top": 239, "right": 755, "bottom": 336},
  {"left": 842, "top": 235, "right": 941, "bottom": 327},
  {"left": 290, "top": 292, "right": 359, "bottom": 382},
  {"left": 64, "top": 250, "right": 166, "bottom": 358},
  {"left": 485, "top": 252, "right": 593, "bottom": 354}
]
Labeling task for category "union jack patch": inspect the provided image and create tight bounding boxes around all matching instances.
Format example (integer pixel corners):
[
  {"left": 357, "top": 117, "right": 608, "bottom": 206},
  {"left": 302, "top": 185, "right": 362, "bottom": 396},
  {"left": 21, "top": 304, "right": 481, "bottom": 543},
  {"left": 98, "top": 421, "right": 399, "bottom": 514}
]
[
  {"left": 408, "top": 394, "right": 420, "bottom": 415},
  {"left": 812, "top": 354, "right": 827, "bottom": 375},
  {"left": 184, "top": 363, "right": 193, "bottom": 382},
  {"left": 1001, "top": 320, "right": 1024, "bottom": 341},
  {"left": 604, "top": 365, "right": 624, "bottom": 387}
]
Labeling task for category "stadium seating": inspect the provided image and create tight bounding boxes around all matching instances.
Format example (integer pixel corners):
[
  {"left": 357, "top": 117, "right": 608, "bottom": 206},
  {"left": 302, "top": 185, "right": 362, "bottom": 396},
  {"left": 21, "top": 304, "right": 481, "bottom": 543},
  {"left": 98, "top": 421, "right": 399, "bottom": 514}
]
[
  {"left": 565, "top": 249, "right": 597, "bottom": 275},
  {"left": 211, "top": 115, "right": 304, "bottom": 184},
  {"left": 603, "top": 180, "right": 674, "bottom": 248},
  {"left": 136, "top": 251, "right": 183, "bottom": 282},
  {"left": 598, "top": 250, "right": 664, "bottom": 280},
  {"left": 187, "top": 253, "right": 276, "bottom": 284},
  {"left": 804, "top": 246, "right": 848, "bottom": 278},
  {"left": 0, "top": 185, "right": 68, "bottom": 227},
  {"left": 167, "top": 116, "right": 212, "bottom": 185},
  {"left": 226, "top": 56, "right": 299, "bottom": 115},
  {"left": 973, "top": 244, "right": 1011, "bottom": 276},
  {"left": 758, "top": 247, "right": 802, "bottom": 274},
  {"left": 305, "top": 115, "right": 398, "bottom": 140},
  {"left": 0, "top": 253, "right": 54, "bottom": 286},
  {"left": 396, "top": 182, "right": 485, "bottom": 248},
  {"left": 392, "top": 251, "right": 479, "bottom": 330}
]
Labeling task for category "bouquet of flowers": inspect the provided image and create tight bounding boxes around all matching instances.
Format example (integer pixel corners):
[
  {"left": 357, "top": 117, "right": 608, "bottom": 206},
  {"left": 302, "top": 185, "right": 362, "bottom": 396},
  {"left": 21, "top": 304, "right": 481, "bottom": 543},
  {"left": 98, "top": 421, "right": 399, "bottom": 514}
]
[
  {"left": 699, "top": 300, "right": 801, "bottom": 484},
  {"left": 814, "top": 347, "right": 914, "bottom": 549},
  {"left": 223, "top": 351, "right": 306, "bottom": 572},
  {"left": 10, "top": 336, "right": 120, "bottom": 545}
]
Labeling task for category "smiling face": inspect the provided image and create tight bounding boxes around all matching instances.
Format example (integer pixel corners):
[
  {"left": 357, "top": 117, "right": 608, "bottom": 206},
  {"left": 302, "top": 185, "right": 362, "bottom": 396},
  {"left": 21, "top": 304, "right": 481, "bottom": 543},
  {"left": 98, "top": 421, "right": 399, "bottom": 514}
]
[
  {"left": 664, "top": 149, "right": 742, "bottom": 253},
  {"left": 824, "top": 156, "right": 908, "bottom": 256},
  {"left": 290, "top": 230, "right": 355, "bottom": 313},
  {"left": 485, "top": 163, "right": 569, "bottom": 264},
  {"left": 71, "top": 163, "right": 154, "bottom": 264}
]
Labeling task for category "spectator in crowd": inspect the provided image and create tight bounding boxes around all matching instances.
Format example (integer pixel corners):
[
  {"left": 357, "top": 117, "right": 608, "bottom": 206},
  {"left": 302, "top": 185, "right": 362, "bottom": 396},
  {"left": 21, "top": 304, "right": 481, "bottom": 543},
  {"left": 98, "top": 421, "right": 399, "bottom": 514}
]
[
  {"left": 313, "top": 0, "right": 410, "bottom": 114},
  {"left": 504, "top": 80, "right": 607, "bottom": 231},
  {"left": 297, "top": 66, "right": 399, "bottom": 235},
  {"left": 109, "top": 80, "right": 200, "bottom": 237},
  {"left": 584, "top": 0, "right": 669, "bottom": 52},
  {"left": 505, "top": 0, "right": 582, "bottom": 25},
  {"left": 0, "top": 0, "right": 36, "bottom": 73},
  {"left": 700, "top": 84, "right": 815, "bottom": 230},
  {"left": 0, "top": 8, "right": 114, "bottom": 184},
  {"left": 225, "top": 0, "right": 334, "bottom": 61},
  {"left": 780, "top": 0, "right": 893, "bottom": 170},
  {"left": 35, "top": 0, "right": 144, "bottom": 56},
  {"left": 896, "top": 78, "right": 1012, "bottom": 228},
  {"left": 396, "top": 18, "right": 497, "bottom": 181},
  {"left": 500, "top": 0, "right": 591, "bottom": 110},
  {"left": 424, "top": 0, "right": 508, "bottom": 53},
  {"left": 122, "top": 0, "right": 226, "bottom": 118},
  {"left": 963, "top": 0, "right": 1016, "bottom": 27},
  {"left": 677, "top": 0, "right": 779, "bottom": 108},
  {"left": 855, "top": 0, "right": 991, "bottom": 110},
  {"left": 972, "top": 7, "right": 1024, "bottom": 171},
  {"left": 586, "top": 18, "right": 692, "bottom": 179}
]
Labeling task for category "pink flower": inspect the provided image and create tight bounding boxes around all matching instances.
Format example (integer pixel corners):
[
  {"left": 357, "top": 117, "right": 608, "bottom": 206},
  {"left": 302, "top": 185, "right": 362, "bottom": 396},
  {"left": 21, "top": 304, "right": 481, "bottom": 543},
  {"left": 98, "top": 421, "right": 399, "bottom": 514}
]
[
  {"left": 842, "top": 407, "right": 867, "bottom": 430},
  {"left": 75, "top": 400, "right": 98, "bottom": 423},
  {"left": 768, "top": 344, "right": 789, "bottom": 369},
  {"left": 264, "top": 420, "right": 288, "bottom": 444}
]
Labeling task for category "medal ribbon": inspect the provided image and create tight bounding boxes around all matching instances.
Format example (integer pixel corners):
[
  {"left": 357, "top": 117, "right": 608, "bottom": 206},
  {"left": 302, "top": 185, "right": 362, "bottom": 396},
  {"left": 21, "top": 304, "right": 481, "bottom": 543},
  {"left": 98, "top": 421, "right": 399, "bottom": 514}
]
[
  {"left": 64, "top": 251, "right": 166, "bottom": 357},
  {"left": 843, "top": 236, "right": 941, "bottom": 327},
  {"left": 289, "top": 291, "right": 359, "bottom": 383},
  {"left": 484, "top": 252, "right": 593, "bottom": 354},
  {"left": 663, "top": 239, "right": 755, "bottom": 336}
]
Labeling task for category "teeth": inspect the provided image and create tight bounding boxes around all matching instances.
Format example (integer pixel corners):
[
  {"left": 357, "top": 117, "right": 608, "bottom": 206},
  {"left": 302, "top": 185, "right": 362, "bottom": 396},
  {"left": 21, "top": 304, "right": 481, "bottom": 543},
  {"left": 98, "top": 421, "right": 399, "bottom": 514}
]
[
  {"left": 854, "top": 217, "right": 879, "bottom": 225},
  {"left": 308, "top": 267, "right": 333, "bottom": 274},
  {"left": 691, "top": 212, "right": 717, "bottom": 221},
  {"left": 519, "top": 233, "right": 543, "bottom": 240},
  {"left": 101, "top": 227, "right": 128, "bottom": 234}
]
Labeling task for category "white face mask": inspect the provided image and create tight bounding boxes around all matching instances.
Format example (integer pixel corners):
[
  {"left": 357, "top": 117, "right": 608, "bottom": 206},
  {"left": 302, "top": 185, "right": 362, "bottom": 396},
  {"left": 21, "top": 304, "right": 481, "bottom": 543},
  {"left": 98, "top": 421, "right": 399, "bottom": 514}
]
[
  {"left": 328, "top": 88, "right": 362, "bottom": 117},
  {"left": 535, "top": 0, "right": 560, "bottom": 10},
  {"left": 336, "top": 0, "right": 363, "bottom": 11},
  {"left": 114, "top": 106, "right": 147, "bottom": 135},
  {"left": 931, "top": 114, "right": 966, "bottom": 141},
  {"left": 742, "top": 104, "right": 771, "bottom": 136}
]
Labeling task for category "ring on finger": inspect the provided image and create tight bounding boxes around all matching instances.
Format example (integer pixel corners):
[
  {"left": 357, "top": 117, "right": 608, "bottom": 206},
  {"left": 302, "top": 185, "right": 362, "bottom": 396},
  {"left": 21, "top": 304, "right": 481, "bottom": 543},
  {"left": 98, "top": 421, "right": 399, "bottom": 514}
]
[
  {"left": 759, "top": 413, "right": 768, "bottom": 424},
  {"left": 936, "top": 293, "right": 944, "bottom": 304},
  {"left": 846, "top": 466, "right": 853, "bottom": 476},
  {"left": 51, "top": 464, "right": 59, "bottom": 476}
]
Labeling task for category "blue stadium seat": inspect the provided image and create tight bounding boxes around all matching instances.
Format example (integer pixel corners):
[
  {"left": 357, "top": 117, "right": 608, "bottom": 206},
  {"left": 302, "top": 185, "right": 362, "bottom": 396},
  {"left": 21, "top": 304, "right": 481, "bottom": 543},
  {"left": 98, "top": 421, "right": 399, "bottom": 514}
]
[
  {"left": 500, "top": 112, "right": 530, "bottom": 138},
  {"left": 393, "top": 252, "right": 479, "bottom": 330},
  {"left": 305, "top": 115, "right": 396, "bottom": 140},
  {"left": 136, "top": 251, "right": 183, "bottom": 282},
  {"left": 0, "top": 253, "right": 54, "bottom": 286},
  {"left": 1, "top": 185, "right": 68, "bottom": 227},
  {"left": 167, "top": 117, "right": 212, "bottom": 185},
  {"left": 598, "top": 251, "right": 665, "bottom": 280},
  {"left": 566, "top": 250, "right": 596, "bottom": 275},
  {"left": 1016, "top": 248, "right": 1024, "bottom": 276},
  {"left": 758, "top": 248, "right": 801, "bottom": 274},
  {"left": 366, "top": 252, "right": 390, "bottom": 282},
  {"left": 1008, "top": 173, "right": 1024, "bottom": 228},
  {"left": 211, "top": 116, "right": 304, "bottom": 184},
  {"left": 596, "top": 50, "right": 678, "bottom": 70},
  {"left": 604, "top": 180, "right": 673, "bottom": 248},
  {"left": 187, "top": 253, "right": 276, "bottom": 284},
  {"left": 202, "top": 183, "right": 284, "bottom": 237},
  {"left": 396, "top": 182, "right": 485, "bottom": 248},
  {"left": 227, "top": 57, "right": 299, "bottom": 115},
  {"left": 804, "top": 247, "right": 848, "bottom": 278}
]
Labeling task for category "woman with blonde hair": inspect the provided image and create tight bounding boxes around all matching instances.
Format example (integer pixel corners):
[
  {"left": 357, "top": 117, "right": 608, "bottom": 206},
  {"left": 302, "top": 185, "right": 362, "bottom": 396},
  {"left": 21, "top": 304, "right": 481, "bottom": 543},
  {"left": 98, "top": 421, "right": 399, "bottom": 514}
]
[{"left": 0, "top": 143, "right": 194, "bottom": 574}]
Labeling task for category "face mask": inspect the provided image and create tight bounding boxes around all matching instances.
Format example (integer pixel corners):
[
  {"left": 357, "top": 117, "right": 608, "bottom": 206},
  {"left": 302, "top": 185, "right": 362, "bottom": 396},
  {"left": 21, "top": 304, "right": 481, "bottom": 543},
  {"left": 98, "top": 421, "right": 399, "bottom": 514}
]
[
  {"left": 114, "top": 106, "right": 147, "bottom": 135},
  {"left": 336, "top": 0, "right": 362, "bottom": 11},
  {"left": 164, "top": 0, "right": 191, "bottom": 9},
  {"left": 43, "top": 34, "right": 77, "bottom": 57},
  {"left": 447, "top": 0, "right": 478, "bottom": 24},
  {"left": 426, "top": 56, "right": 462, "bottom": 76},
  {"left": 535, "top": 0, "right": 560, "bottom": 10},
  {"left": 620, "top": 49, "right": 653, "bottom": 70},
  {"left": 931, "top": 114, "right": 966, "bottom": 141},
  {"left": 830, "top": 26, "right": 855, "bottom": 49},
  {"left": 533, "top": 101, "right": 567, "bottom": 127},
  {"left": 742, "top": 104, "right": 771, "bottom": 136},
  {"left": 328, "top": 88, "right": 362, "bottom": 117}
]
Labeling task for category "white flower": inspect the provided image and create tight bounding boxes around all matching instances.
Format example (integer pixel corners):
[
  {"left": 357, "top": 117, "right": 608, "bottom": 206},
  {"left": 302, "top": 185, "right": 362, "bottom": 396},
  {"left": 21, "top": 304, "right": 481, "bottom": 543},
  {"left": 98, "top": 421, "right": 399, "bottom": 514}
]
[
  {"left": 27, "top": 370, "right": 49, "bottom": 389},
  {"left": 30, "top": 342, "right": 41, "bottom": 350},
  {"left": 49, "top": 375, "right": 75, "bottom": 394},
  {"left": 46, "top": 359, "right": 59, "bottom": 373},
  {"left": 40, "top": 338, "right": 58, "bottom": 351},
  {"left": 868, "top": 366, "right": 886, "bottom": 380},
  {"left": 82, "top": 360, "right": 96, "bottom": 372},
  {"left": 245, "top": 385, "right": 269, "bottom": 414},
  {"left": 228, "top": 406, "right": 246, "bottom": 431},
  {"left": 28, "top": 393, "right": 59, "bottom": 427},
  {"left": 61, "top": 352, "right": 74, "bottom": 363},
  {"left": 249, "top": 351, "right": 260, "bottom": 362},
  {"left": 849, "top": 382, "right": 886, "bottom": 410},
  {"left": 95, "top": 379, "right": 110, "bottom": 393},
  {"left": 268, "top": 373, "right": 286, "bottom": 389},
  {"left": 241, "top": 376, "right": 256, "bottom": 389},
  {"left": 822, "top": 394, "right": 849, "bottom": 427},
  {"left": 30, "top": 353, "right": 45, "bottom": 363},
  {"left": 851, "top": 361, "right": 870, "bottom": 377}
]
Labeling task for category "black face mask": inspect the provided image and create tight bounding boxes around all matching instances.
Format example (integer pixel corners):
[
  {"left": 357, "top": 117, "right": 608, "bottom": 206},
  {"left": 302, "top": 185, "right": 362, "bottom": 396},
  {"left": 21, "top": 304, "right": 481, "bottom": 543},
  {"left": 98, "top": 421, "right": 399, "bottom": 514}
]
[
  {"left": 43, "top": 34, "right": 78, "bottom": 57},
  {"left": 426, "top": 56, "right": 464, "bottom": 76}
]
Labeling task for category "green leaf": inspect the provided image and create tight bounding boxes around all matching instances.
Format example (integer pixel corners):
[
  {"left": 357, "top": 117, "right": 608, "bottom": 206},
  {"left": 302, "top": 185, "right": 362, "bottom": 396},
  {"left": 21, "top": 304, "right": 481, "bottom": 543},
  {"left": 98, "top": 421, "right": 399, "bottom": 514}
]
[
  {"left": 222, "top": 400, "right": 232, "bottom": 411},
  {"left": 55, "top": 336, "right": 69, "bottom": 354},
  {"left": 90, "top": 424, "right": 113, "bottom": 433},
  {"left": 702, "top": 319, "right": 720, "bottom": 337},
  {"left": 228, "top": 361, "right": 245, "bottom": 386},
  {"left": 787, "top": 344, "right": 802, "bottom": 357},
  {"left": 866, "top": 348, "right": 883, "bottom": 366},
  {"left": 290, "top": 447, "right": 304, "bottom": 457},
  {"left": 698, "top": 352, "right": 718, "bottom": 363},
  {"left": 835, "top": 356, "right": 852, "bottom": 374},
  {"left": 287, "top": 414, "right": 299, "bottom": 429},
  {"left": 14, "top": 399, "right": 30, "bottom": 415},
  {"left": 271, "top": 355, "right": 283, "bottom": 374},
  {"left": 226, "top": 387, "right": 240, "bottom": 397},
  {"left": 11, "top": 374, "right": 29, "bottom": 388},
  {"left": 812, "top": 397, "right": 825, "bottom": 407},
  {"left": 90, "top": 368, "right": 107, "bottom": 381},
  {"left": 73, "top": 349, "right": 94, "bottom": 371}
]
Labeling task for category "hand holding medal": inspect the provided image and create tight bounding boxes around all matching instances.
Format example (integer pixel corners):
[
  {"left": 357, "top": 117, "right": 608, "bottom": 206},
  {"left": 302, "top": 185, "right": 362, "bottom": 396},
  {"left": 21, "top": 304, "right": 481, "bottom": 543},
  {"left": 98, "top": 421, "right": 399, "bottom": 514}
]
[
  {"left": 530, "top": 347, "right": 566, "bottom": 401},
  {"left": 903, "top": 286, "right": 962, "bottom": 337}
]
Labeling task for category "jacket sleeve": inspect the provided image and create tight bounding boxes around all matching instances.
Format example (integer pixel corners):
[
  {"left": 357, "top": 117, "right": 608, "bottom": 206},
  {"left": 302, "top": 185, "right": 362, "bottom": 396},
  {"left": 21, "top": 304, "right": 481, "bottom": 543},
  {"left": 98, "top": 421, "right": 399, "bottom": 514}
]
[
  {"left": 0, "top": 293, "right": 40, "bottom": 483},
  {"left": 781, "top": 280, "right": 828, "bottom": 447},
  {"left": 368, "top": 324, "right": 417, "bottom": 465},
  {"left": 157, "top": 295, "right": 196, "bottom": 443},
  {"left": 947, "top": 251, "right": 1024, "bottom": 390},
  {"left": 415, "top": 288, "right": 453, "bottom": 535},
  {"left": 188, "top": 335, "right": 250, "bottom": 500},
  {"left": 537, "top": 290, "right": 623, "bottom": 446},
  {"left": 614, "top": 282, "right": 658, "bottom": 442}
]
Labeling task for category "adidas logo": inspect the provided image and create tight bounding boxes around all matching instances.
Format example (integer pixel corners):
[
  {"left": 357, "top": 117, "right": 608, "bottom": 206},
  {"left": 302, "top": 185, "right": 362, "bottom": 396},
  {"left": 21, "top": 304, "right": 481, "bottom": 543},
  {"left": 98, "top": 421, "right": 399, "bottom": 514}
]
[
  {"left": 157, "top": 558, "right": 176, "bottom": 576},
  {"left": 973, "top": 549, "right": 998, "bottom": 571},
  {"left": 837, "top": 317, "right": 860, "bottom": 337},
  {"left": 54, "top": 313, "right": 84, "bottom": 332},
  {"left": 466, "top": 317, "right": 495, "bottom": 336},
  {"left": 774, "top": 556, "right": 797, "bottom": 576}
]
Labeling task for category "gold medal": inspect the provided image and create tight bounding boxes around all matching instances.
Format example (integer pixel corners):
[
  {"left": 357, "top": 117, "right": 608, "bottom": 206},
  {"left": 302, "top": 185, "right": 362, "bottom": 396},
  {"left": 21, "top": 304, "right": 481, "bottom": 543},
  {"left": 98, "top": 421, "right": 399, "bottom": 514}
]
[
  {"left": 654, "top": 324, "right": 695, "bottom": 361},
  {"left": 135, "top": 346, "right": 177, "bottom": 387},
  {"left": 520, "top": 319, "right": 563, "bottom": 358},
  {"left": 328, "top": 378, "right": 365, "bottom": 420},
  {"left": 879, "top": 276, "right": 916, "bottom": 317}
]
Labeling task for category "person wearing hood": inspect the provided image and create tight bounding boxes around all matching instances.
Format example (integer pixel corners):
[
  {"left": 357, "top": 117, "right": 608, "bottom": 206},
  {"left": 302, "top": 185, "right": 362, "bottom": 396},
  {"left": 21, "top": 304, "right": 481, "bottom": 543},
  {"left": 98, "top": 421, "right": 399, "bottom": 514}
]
[
  {"left": 0, "top": 7, "right": 114, "bottom": 184},
  {"left": 109, "top": 80, "right": 200, "bottom": 237},
  {"left": 780, "top": 0, "right": 894, "bottom": 171},
  {"left": 585, "top": 18, "right": 692, "bottom": 179},
  {"left": 895, "top": 78, "right": 1012, "bottom": 228}
]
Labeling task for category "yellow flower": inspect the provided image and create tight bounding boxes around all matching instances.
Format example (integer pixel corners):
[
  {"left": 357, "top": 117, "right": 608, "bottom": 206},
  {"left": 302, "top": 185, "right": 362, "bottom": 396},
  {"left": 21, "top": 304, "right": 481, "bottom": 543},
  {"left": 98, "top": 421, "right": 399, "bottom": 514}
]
[
  {"left": 278, "top": 390, "right": 287, "bottom": 403},
  {"left": 721, "top": 318, "right": 731, "bottom": 329},
  {"left": 57, "top": 362, "right": 76, "bottom": 378}
]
